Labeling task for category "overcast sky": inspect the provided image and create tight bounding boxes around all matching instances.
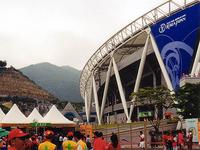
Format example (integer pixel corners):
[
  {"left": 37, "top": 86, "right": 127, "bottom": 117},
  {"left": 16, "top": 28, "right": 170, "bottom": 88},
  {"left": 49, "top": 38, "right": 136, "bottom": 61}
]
[{"left": 1, "top": 0, "right": 166, "bottom": 70}]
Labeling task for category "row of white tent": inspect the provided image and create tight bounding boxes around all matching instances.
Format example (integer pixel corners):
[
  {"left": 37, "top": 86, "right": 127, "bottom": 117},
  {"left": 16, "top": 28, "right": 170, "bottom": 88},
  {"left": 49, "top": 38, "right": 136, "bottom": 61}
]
[{"left": 0, "top": 104, "right": 75, "bottom": 125}]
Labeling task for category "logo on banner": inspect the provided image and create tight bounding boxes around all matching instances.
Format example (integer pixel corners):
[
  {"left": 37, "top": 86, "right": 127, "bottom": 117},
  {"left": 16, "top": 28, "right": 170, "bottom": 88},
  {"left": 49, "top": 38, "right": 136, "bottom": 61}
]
[
  {"left": 161, "top": 41, "right": 193, "bottom": 89},
  {"left": 159, "top": 14, "right": 186, "bottom": 33}
]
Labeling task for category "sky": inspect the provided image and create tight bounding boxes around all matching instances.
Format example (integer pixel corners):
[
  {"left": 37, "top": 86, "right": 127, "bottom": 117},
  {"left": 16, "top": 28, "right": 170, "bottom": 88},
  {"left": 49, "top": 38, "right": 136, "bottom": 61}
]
[{"left": 0, "top": 0, "right": 167, "bottom": 70}]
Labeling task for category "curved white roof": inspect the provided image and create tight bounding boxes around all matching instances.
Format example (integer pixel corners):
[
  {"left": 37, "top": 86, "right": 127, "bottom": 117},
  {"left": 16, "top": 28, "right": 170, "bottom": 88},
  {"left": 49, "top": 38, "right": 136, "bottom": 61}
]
[
  {"left": 27, "top": 108, "right": 43, "bottom": 123},
  {"left": 79, "top": 0, "right": 199, "bottom": 98},
  {"left": 2, "top": 104, "right": 29, "bottom": 124},
  {"left": 40, "top": 105, "right": 75, "bottom": 124}
]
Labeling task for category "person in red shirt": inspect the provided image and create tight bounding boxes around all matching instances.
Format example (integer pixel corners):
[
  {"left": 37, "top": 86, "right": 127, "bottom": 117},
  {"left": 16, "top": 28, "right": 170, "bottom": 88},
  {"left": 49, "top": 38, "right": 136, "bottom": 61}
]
[
  {"left": 167, "top": 131, "right": 173, "bottom": 150},
  {"left": 172, "top": 134, "right": 177, "bottom": 150},
  {"left": 29, "top": 135, "right": 39, "bottom": 150},
  {"left": 139, "top": 131, "right": 145, "bottom": 150},
  {"left": 162, "top": 133, "right": 168, "bottom": 150},
  {"left": 93, "top": 131, "right": 107, "bottom": 150},
  {"left": 107, "top": 133, "right": 121, "bottom": 150},
  {"left": 187, "top": 130, "right": 193, "bottom": 150},
  {"left": 8, "top": 128, "right": 29, "bottom": 150},
  {"left": 177, "top": 130, "right": 184, "bottom": 150}
]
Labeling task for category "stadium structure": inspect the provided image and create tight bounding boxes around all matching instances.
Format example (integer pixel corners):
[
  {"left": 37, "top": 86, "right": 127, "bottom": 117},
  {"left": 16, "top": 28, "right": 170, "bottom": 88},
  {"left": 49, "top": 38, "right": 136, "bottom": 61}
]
[{"left": 80, "top": 0, "right": 200, "bottom": 124}]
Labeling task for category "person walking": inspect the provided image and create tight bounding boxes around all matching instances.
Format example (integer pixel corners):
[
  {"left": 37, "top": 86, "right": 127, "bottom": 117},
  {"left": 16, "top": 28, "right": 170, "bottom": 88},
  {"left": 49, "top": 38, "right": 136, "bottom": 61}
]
[
  {"left": 162, "top": 133, "right": 167, "bottom": 150},
  {"left": 74, "top": 131, "right": 87, "bottom": 150},
  {"left": 29, "top": 135, "right": 39, "bottom": 150},
  {"left": 86, "top": 134, "right": 92, "bottom": 150},
  {"left": 62, "top": 132, "right": 77, "bottom": 150},
  {"left": 149, "top": 131, "right": 156, "bottom": 148},
  {"left": 107, "top": 133, "right": 121, "bottom": 150},
  {"left": 187, "top": 130, "right": 193, "bottom": 150},
  {"left": 139, "top": 131, "right": 145, "bottom": 150},
  {"left": 93, "top": 132, "right": 107, "bottom": 150},
  {"left": 38, "top": 130, "right": 57, "bottom": 150},
  {"left": 172, "top": 134, "right": 177, "bottom": 150},
  {"left": 86, "top": 135, "right": 90, "bottom": 143},
  {"left": 7, "top": 128, "right": 29, "bottom": 150},
  {"left": 166, "top": 131, "right": 173, "bottom": 150},
  {"left": 177, "top": 130, "right": 184, "bottom": 150}
]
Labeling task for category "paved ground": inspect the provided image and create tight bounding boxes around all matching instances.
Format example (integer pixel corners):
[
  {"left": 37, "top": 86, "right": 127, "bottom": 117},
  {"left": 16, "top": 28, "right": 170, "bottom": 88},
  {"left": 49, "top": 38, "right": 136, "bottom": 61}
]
[
  {"left": 121, "top": 144, "right": 200, "bottom": 150},
  {"left": 122, "top": 148, "right": 200, "bottom": 150}
]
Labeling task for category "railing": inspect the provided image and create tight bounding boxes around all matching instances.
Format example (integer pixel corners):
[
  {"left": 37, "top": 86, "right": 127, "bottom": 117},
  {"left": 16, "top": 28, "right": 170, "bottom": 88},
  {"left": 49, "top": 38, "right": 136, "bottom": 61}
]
[
  {"left": 80, "top": 0, "right": 199, "bottom": 98},
  {"left": 93, "top": 120, "right": 178, "bottom": 149}
]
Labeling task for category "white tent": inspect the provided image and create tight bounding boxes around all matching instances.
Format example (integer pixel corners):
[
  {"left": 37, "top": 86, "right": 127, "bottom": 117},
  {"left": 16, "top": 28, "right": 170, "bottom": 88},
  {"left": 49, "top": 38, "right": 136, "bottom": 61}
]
[
  {"left": 0, "top": 108, "right": 5, "bottom": 123},
  {"left": 40, "top": 105, "right": 75, "bottom": 125},
  {"left": 27, "top": 108, "right": 43, "bottom": 123},
  {"left": 62, "top": 102, "right": 83, "bottom": 122},
  {"left": 1, "top": 104, "right": 29, "bottom": 124}
]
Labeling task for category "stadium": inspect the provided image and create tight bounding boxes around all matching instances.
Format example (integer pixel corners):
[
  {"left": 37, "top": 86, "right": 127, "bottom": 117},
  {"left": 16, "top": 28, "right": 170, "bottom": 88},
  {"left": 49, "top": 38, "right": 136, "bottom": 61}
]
[{"left": 80, "top": 0, "right": 200, "bottom": 124}]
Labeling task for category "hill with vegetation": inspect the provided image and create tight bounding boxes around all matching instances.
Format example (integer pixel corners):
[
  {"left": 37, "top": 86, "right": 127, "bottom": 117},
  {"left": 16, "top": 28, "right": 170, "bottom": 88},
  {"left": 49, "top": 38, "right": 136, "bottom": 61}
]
[{"left": 20, "top": 62, "right": 83, "bottom": 102}]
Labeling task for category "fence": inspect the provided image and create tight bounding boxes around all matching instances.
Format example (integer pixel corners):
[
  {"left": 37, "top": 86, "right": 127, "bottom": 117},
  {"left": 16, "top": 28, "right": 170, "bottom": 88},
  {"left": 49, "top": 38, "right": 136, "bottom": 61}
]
[{"left": 93, "top": 120, "right": 177, "bottom": 149}]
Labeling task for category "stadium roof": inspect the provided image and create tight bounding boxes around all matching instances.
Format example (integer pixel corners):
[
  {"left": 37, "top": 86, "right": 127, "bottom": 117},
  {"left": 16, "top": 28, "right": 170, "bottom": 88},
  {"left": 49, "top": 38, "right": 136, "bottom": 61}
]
[{"left": 79, "top": 0, "right": 199, "bottom": 98}]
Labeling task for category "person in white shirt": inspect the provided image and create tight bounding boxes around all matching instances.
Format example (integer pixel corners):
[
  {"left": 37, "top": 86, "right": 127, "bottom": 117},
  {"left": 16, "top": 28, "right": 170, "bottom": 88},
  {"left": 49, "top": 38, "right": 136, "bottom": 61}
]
[{"left": 139, "top": 131, "right": 145, "bottom": 150}]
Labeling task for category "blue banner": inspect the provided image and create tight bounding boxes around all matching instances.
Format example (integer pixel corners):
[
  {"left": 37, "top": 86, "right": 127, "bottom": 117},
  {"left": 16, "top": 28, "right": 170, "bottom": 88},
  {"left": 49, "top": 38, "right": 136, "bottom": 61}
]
[{"left": 151, "top": 3, "right": 200, "bottom": 89}]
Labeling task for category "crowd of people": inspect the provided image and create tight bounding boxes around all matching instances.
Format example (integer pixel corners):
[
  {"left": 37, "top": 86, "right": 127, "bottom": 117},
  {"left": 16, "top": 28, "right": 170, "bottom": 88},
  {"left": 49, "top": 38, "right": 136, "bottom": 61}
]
[
  {"left": 162, "top": 130, "right": 193, "bottom": 150},
  {"left": 0, "top": 128, "right": 121, "bottom": 150},
  {"left": 0, "top": 127, "right": 196, "bottom": 150}
]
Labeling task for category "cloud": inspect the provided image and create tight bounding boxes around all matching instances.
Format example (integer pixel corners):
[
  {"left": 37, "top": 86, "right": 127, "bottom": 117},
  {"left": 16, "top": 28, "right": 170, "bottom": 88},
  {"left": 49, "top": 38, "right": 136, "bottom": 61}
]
[{"left": 0, "top": 0, "right": 166, "bottom": 69}]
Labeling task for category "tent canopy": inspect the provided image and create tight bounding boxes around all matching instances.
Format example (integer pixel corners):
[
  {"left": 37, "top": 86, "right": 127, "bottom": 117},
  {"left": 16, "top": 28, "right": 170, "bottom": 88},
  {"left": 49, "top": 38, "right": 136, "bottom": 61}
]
[
  {"left": 2, "top": 104, "right": 29, "bottom": 124},
  {"left": 62, "top": 102, "right": 83, "bottom": 122},
  {"left": 27, "top": 108, "right": 43, "bottom": 123},
  {"left": 0, "top": 108, "right": 5, "bottom": 123},
  {"left": 40, "top": 105, "right": 76, "bottom": 125}
]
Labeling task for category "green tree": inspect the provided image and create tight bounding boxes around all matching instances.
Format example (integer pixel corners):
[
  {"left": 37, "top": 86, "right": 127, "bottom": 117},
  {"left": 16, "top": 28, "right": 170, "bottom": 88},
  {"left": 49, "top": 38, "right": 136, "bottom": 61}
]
[
  {"left": 131, "top": 86, "right": 175, "bottom": 133},
  {"left": 175, "top": 83, "right": 200, "bottom": 118}
]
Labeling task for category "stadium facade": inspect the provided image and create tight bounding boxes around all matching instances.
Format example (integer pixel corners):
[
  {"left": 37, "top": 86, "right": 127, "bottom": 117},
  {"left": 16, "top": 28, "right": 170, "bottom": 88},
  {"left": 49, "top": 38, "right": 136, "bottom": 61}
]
[{"left": 80, "top": 0, "right": 200, "bottom": 124}]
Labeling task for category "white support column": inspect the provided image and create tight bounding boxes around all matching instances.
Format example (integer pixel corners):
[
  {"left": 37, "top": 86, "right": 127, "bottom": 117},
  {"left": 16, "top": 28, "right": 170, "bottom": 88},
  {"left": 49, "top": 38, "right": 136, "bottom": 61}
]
[
  {"left": 84, "top": 92, "right": 89, "bottom": 123},
  {"left": 112, "top": 57, "right": 129, "bottom": 121},
  {"left": 152, "top": 72, "right": 157, "bottom": 88},
  {"left": 92, "top": 75, "right": 101, "bottom": 125},
  {"left": 100, "top": 59, "right": 112, "bottom": 122},
  {"left": 87, "top": 85, "right": 93, "bottom": 123},
  {"left": 150, "top": 32, "right": 174, "bottom": 91},
  {"left": 191, "top": 40, "right": 200, "bottom": 76},
  {"left": 128, "top": 105, "right": 134, "bottom": 123},
  {"left": 128, "top": 34, "right": 150, "bottom": 121},
  {"left": 134, "top": 35, "right": 150, "bottom": 93},
  {"left": 137, "top": 106, "right": 140, "bottom": 121},
  {"left": 154, "top": 105, "right": 158, "bottom": 120}
]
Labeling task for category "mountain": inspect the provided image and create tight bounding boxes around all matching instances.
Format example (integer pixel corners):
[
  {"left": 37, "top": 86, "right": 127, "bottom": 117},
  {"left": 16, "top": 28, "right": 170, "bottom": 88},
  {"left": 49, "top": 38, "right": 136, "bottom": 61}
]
[
  {"left": 0, "top": 67, "right": 58, "bottom": 102},
  {"left": 20, "top": 62, "right": 83, "bottom": 102}
]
